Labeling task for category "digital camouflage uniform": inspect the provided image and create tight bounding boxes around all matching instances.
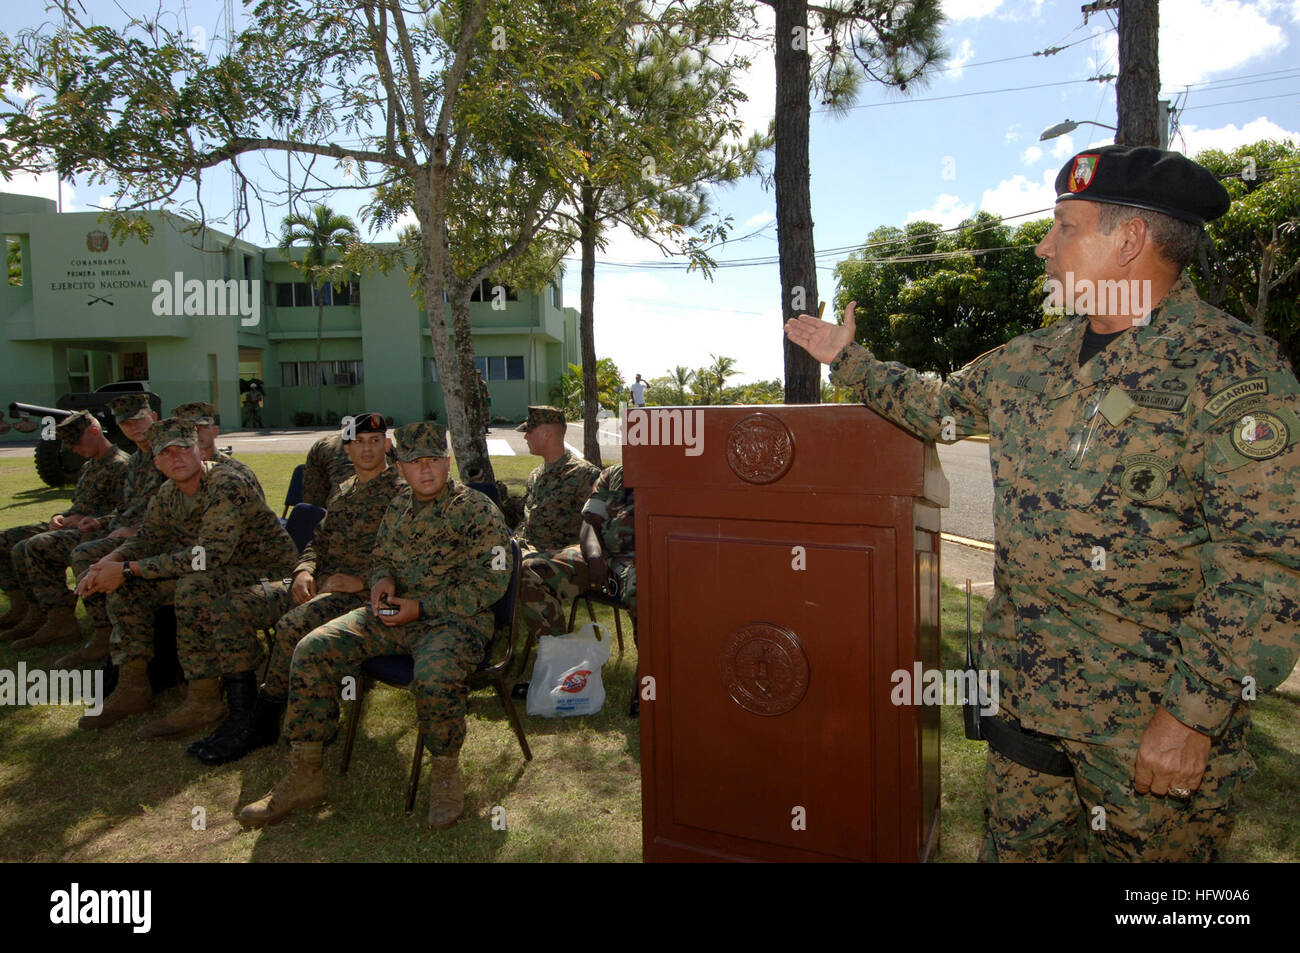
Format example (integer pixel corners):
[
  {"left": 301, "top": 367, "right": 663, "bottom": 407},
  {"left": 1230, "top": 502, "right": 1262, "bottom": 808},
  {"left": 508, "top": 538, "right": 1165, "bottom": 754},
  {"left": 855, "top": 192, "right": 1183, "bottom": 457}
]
[
  {"left": 68, "top": 443, "right": 169, "bottom": 629},
  {"left": 1, "top": 415, "right": 128, "bottom": 607},
  {"left": 212, "top": 449, "right": 265, "bottom": 500},
  {"left": 283, "top": 477, "right": 512, "bottom": 757},
  {"left": 214, "top": 465, "right": 405, "bottom": 697},
  {"left": 110, "top": 458, "right": 297, "bottom": 680},
  {"left": 173, "top": 400, "right": 267, "bottom": 501},
  {"left": 519, "top": 464, "right": 636, "bottom": 646},
  {"left": 830, "top": 275, "right": 1300, "bottom": 862},
  {"left": 302, "top": 433, "right": 355, "bottom": 508},
  {"left": 516, "top": 449, "right": 600, "bottom": 553}
]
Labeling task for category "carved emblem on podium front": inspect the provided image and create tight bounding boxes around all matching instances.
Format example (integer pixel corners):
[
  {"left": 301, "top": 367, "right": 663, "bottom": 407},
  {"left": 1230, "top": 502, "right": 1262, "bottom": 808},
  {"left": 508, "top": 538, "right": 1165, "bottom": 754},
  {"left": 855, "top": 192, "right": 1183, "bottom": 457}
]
[
  {"left": 725, "top": 413, "right": 795, "bottom": 484},
  {"left": 721, "top": 623, "right": 809, "bottom": 716}
]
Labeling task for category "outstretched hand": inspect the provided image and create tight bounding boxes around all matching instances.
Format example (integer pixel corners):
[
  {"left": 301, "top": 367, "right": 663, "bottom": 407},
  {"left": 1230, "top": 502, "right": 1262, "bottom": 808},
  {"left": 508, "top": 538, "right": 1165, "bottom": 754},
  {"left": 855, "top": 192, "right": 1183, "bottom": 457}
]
[{"left": 784, "top": 300, "right": 858, "bottom": 365}]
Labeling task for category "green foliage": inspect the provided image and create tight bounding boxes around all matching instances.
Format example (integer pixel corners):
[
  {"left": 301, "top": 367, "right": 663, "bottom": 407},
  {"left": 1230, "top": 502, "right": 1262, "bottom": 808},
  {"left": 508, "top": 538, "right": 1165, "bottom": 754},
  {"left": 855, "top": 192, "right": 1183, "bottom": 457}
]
[
  {"left": 1187, "top": 140, "right": 1300, "bottom": 363},
  {"left": 834, "top": 212, "right": 1049, "bottom": 376},
  {"left": 550, "top": 358, "right": 625, "bottom": 418},
  {"left": 725, "top": 379, "right": 783, "bottom": 404},
  {"left": 687, "top": 353, "right": 739, "bottom": 404}
]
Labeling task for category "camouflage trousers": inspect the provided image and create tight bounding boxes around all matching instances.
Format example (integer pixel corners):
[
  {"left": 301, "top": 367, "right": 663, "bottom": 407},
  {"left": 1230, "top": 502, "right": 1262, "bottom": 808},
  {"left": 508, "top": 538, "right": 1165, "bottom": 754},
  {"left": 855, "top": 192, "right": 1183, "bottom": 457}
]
[
  {"left": 979, "top": 717, "right": 1253, "bottom": 862},
  {"left": 284, "top": 607, "right": 488, "bottom": 757},
  {"left": 107, "top": 567, "right": 270, "bottom": 679},
  {"left": 3, "top": 525, "right": 97, "bottom": 608},
  {"left": 518, "top": 545, "right": 637, "bottom": 647},
  {"left": 69, "top": 536, "right": 123, "bottom": 629},
  {"left": 208, "top": 579, "right": 363, "bottom": 697}
]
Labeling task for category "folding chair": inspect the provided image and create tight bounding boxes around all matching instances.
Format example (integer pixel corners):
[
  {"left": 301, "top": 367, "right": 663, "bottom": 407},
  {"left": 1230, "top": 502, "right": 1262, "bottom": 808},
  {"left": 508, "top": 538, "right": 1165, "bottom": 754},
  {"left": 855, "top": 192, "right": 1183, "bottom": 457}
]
[
  {"left": 280, "top": 464, "right": 306, "bottom": 520},
  {"left": 284, "top": 503, "right": 327, "bottom": 554},
  {"left": 339, "top": 539, "right": 531, "bottom": 813},
  {"left": 466, "top": 481, "right": 502, "bottom": 506}
]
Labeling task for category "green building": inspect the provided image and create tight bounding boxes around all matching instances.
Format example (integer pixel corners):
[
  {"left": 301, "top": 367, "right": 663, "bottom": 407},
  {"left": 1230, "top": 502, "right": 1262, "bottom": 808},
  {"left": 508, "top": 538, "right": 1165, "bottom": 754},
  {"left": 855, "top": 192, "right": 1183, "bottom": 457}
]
[{"left": 0, "top": 192, "right": 581, "bottom": 439}]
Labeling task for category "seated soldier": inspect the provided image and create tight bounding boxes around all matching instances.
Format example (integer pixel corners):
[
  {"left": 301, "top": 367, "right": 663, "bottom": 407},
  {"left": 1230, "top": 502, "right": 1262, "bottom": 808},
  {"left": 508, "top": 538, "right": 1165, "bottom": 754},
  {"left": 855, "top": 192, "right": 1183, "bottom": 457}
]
[
  {"left": 513, "top": 405, "right": 599, "bottom": 554},
  {"left": 236, "top": 422, "right": 511, "bottom": 829},
  {"left": 519, "top": 463, "right": 636, "bottom": 656},
  {"left": 302, "top": 431, "right": 355, "bottom": 507},
  {"left": 76, "top": 419, "right": 297, "bottom": 735},
  {"left": 0, "top": 411, "right": 129, "bottom": 647},
  {"left": 187, "top": 412, "right": 403, "bottom": 765},
  {"left": 172, "top": 401, "right": 265, "bottom": 499},
  {"left": 60, "top": 395, "right": 165, "bottom": 667}
]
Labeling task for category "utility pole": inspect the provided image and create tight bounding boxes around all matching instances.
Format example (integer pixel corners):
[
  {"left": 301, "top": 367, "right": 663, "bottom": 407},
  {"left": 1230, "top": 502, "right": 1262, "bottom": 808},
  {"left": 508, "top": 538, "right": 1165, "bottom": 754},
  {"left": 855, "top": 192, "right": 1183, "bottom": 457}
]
[{"left": 1084, "top": 0, "right": 1162, "bottom": 148}]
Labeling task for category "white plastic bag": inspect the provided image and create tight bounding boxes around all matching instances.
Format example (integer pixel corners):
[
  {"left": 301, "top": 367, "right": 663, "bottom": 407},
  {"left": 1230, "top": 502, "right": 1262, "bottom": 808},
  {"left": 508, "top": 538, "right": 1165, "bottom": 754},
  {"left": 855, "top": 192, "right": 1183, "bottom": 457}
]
[{"left": 526, "top": 622, "right": 612, "bottom": 718}]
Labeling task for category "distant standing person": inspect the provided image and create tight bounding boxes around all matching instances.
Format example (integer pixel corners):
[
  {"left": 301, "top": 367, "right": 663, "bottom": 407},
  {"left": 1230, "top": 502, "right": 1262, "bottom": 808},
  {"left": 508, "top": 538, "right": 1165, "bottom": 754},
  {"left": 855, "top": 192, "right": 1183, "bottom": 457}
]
[
  {"left": 629, "top": 374, "right": 646, "bottom": 408},
  {"left": 242, "top": 383, "right": 264, "bottom": 429}
]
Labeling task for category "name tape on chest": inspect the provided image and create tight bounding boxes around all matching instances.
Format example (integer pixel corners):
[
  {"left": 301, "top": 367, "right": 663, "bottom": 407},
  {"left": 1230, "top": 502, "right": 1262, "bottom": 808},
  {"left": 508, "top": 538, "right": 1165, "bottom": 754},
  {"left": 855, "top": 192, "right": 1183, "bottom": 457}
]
[{"left": 1204, "top": 378, "right": 1268, "bottom": 419}]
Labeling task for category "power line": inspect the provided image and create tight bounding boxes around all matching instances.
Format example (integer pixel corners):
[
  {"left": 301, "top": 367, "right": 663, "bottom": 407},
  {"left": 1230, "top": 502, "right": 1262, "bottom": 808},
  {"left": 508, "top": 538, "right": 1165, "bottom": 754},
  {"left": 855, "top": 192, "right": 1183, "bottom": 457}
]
[
  {"left": 930, "top": 29, "right": 1111, "bottom": 74},
  {"left": 817, "top": 76, "right": 1114, "bottom": 113},
  {"left": 1180, "top": 92, "right": 1300, "bottom": 112}
]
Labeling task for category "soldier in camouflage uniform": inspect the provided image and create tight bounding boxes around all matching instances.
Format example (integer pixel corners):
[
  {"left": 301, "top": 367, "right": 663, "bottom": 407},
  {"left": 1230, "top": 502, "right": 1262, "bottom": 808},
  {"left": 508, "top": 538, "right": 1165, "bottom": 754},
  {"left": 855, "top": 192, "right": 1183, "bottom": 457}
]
[
  {"left": 787, "top": 145, "right": 1300, "bottom": 862},
  {"left": 60, "top": 395, "right": 165, "bottom": 667},
  {"left": 514, "top": 405, "right": 599, "bottom": 554},
  {"left": 186, "top": 413, "right": 404, "bottom": 766},
  {"left": 237, "top": 421, "right": 512, "bottom": 829},
  {"left": 76, "top": 419, "right": 297, "bottom": 738},
  {"left": 172, "top": 401, "right": 265, "bottom": 500},
  {"left": 519, "top": 464, "right": 636, "bottom": 653},
  {"left": 302, "top": 431, "right": 355, "bottom": 507},
  {"left": 0, "top": 411, "right": 128, "bottom": 648}
]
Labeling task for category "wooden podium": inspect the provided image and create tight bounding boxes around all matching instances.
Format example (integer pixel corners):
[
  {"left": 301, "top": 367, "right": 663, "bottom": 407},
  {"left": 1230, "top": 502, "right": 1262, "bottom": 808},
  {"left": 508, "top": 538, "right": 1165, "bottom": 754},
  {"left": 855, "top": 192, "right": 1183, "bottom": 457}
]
[{"left": 624, "top": 405, "right": 948, "bottom": 863}]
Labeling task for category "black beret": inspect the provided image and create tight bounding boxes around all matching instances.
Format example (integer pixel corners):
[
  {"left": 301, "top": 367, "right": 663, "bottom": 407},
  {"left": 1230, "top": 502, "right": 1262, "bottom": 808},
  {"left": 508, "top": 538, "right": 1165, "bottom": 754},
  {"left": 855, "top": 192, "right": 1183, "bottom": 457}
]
[
  {"left": 344, "top": 412, "right": 387, "bottom": 440},
  {"left": 1054, "top": 145, "right": 1230, "bottom": 225}
]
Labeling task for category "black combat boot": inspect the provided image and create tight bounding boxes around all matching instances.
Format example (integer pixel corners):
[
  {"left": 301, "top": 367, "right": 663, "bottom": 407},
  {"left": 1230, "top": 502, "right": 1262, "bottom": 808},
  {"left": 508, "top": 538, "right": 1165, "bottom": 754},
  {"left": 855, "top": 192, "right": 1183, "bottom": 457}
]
[
  {"left": 246, "top": 687, "right": 287, "bottom": 751},
  {"left": 187, "top": 671, "right": 258, "bottom": 765}
]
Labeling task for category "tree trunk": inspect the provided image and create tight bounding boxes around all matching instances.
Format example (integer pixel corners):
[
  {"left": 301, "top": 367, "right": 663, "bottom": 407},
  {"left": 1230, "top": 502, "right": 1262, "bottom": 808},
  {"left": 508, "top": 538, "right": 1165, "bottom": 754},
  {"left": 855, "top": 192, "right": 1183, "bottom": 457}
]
[
  {"left": 775, "top": 0, "right": 821, "bottom": 404},
  {"left": 450, "top": 289, "right": 494, "bottom": 482},
  {"left": 415, "top": 163, "right": 495, "bottom": 486},
  {"left": 579, "top": 180, "right": 603, "bottom": 467},
  {"left": 1115, "top": 0, "right": 1161, "bottom": 147},
  {"left": 1255, "top": 239, "right": 1273, "bottom": 335},
  {"left": 315, "top": 300, "right": 324, "bottom": 425}
]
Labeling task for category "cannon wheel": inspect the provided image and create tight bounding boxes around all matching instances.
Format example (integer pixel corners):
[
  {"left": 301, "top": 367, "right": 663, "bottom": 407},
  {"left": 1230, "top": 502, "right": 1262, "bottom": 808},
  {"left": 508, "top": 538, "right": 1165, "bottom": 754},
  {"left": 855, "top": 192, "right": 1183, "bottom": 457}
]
[{"left": 34, "top": 438, "right": 85, "bottom": 488}]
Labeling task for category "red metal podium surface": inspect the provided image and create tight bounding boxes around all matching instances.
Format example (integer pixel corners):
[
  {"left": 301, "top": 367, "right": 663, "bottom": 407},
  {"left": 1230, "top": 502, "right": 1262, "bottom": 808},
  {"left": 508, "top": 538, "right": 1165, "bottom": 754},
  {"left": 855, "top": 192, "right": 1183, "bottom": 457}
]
[{"left": 624, "top": 405, "right": 947, "bottom": 863}]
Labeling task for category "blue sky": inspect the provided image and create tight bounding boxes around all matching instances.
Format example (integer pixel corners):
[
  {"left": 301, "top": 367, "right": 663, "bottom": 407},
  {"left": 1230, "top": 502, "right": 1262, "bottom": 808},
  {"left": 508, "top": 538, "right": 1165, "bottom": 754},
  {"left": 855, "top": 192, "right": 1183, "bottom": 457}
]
[{"left": 6, "top": 0, "right": 1299, "bottom": 385}]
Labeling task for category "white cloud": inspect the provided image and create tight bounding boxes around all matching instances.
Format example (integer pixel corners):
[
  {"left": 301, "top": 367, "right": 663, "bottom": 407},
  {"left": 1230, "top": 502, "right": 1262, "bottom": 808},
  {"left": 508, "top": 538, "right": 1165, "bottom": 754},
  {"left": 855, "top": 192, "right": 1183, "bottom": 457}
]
[
  {"left": 943, "top": 0, "right": 1003, "bottom": 20},
  {"left": 1005, "top": 124, "right": 1022, "bottom": 144},
  {"left": 979, "top": 169, "right": 1058, "bottom": 219},
  {"left": 0, "top": 166, "right": 77, "bottom": 210},
  {"left": 1161, "top": 0, "right": 1288, "bottom": 86},
  {"left": 733, "top": 4, "right": 775, "bottom": 139},
  {"left": 1176, "top": 116, "right": 1300, "bottom": 156},
  {"left": 743, "top": 210, "right": 774, "bottom": 228},
  {"left": 944, "top": 39, "right": 975, "bottom": 80},
  {"left": 905, "top": 193, "right": 976, "bottom": 229},
  {"left": 1020, "top": 145, "right": 1043, "bottom": 165},
  {"left": 1050, "top": 133, "right": 1077, "bottom": 160}
]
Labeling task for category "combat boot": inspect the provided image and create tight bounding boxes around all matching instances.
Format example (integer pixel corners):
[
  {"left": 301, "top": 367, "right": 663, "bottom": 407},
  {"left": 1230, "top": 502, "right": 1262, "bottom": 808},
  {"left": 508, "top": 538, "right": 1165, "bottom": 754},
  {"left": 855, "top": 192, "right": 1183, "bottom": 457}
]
[
  {"left": 0, "top": 591, "right": 29, "bottom": 629},
  {"left": 189, "top": 671, "right": 261, "bottom": 765},
  {"left": 12, "top": 605, "right": 83, "bottom": 650},
  {"left": 136, "top": 677, "right": 225, "bottom": 739},
  {"left": 426, "top": 752, "right": 465, "bottom": 829},
  {"left": 236, "top": 742, "right": 325, "bottom": 828},
  {"left": 55, "top": 626, "right": 112, "bottom": 668},
  {"left": 79, "top": 659, "right": 152, "bottom": 729},
  {"left": 0, "top": 604, "right": 47, "bottom": 643}
]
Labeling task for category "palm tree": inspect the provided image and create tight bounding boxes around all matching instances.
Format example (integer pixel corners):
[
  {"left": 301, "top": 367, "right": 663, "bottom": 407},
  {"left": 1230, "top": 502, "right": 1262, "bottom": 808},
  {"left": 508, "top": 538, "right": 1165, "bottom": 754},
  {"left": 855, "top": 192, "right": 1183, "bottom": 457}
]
[
  {"left": 280, "top": 206, "right": 359, "bottom": 424},
  {"left": 670, "top": 365, "right": 694, "bottom": 405}
]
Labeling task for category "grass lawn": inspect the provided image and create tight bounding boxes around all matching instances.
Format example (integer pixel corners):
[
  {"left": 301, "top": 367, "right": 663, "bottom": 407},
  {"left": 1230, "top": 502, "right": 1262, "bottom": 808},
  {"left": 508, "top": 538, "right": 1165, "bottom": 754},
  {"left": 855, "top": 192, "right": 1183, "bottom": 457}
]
[{"left": 0, "top": 451, "right": 1295, "bottom": 861}]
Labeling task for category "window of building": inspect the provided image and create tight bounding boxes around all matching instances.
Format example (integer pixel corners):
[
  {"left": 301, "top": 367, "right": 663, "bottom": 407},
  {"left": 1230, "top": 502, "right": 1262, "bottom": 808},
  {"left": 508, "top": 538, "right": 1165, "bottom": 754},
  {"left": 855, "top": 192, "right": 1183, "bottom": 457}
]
[
  {"left": 5, "top": 236, "right": 22, "bottom": 287},
  {"left": 272, "top": 279, "right": 360, "bottom": 307},
  {"left": 473, "top": 355, "right": 526, "bottom": 382},
  {"left": 281, "top": 360, "right": 364, "bottom": 387},
  {"left": 426, "top": 358, "right": 440, "bottom": 382},
  {"left": 469, "top": 279, "right": 517, "bottom": 303},
  {"left": 506, "top": 356, "right": 525, "bottom": 380},
  {"left": 275, "top": 283, "right": 294, "bottom": 307},
  {"left": 552, "top": 282, "right": 562, "bottom": 310}
]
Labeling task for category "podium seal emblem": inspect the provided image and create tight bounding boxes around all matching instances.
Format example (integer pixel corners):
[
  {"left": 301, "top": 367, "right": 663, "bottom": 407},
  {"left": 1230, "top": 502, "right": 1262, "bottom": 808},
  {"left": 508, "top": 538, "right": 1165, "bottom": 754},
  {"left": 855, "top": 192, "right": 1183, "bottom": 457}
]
[
  {"left": 721, "top": 622, "right": 809, "bottom": 716},
  {"left": 725, "top": 413, "right": 795, "bottom": 484}
]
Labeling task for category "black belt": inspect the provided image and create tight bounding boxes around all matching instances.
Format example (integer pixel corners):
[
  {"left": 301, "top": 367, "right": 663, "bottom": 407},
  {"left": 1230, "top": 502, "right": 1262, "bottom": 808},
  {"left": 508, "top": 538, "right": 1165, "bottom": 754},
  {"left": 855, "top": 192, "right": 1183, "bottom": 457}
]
[{"left": 981, "top": 716, "right": 1074, "bottom": 777}]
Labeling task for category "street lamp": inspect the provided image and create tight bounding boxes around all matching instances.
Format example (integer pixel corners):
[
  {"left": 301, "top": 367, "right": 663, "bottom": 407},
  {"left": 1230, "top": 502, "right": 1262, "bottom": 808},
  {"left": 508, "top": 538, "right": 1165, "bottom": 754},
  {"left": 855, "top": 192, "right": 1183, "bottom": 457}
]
[{"left": 1040, "top": 100, "right": 1171, "bottom": 149}]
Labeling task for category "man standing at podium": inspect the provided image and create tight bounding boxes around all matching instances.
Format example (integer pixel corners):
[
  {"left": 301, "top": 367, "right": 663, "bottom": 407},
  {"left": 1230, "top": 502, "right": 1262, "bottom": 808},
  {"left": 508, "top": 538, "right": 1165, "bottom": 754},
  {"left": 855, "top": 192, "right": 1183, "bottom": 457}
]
[{"left": 786, "top": 145, "right": 1300, "bottom": 862}]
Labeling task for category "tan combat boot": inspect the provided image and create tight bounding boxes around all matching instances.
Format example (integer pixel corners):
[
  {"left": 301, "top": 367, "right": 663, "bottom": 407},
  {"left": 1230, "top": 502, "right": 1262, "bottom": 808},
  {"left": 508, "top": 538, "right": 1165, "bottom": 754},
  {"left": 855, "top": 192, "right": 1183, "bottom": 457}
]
[
  {"left": 12, "top": 605, "right": 83, "bottom": 650},
  {"left": 427, "top": 753, "right": 465, "bottom": 829},
  {"left": 0, "top": 604, "right": 47, "bottom": 643},
  {"left": 79, "top": 659, "right": 152, "bottom": 729},
  {"left": 137, "top": 678, "right": 225, "bottom": 739},
  {"left": 0, "top": 591, "right": 29, "bottom": 629},
  {"left": 55, "top": 626, "right": 112, "bottom": 668},
  {"left": 236, "top": 742, "right": 326, "bottom": 828}
]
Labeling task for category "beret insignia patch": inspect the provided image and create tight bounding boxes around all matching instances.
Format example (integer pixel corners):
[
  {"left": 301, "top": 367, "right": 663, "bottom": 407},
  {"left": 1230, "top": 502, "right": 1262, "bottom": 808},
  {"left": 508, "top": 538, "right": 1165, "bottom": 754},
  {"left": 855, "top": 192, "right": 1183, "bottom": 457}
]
[{"left": 1068, "top": 154, "right": 1100, "bottom": 193}]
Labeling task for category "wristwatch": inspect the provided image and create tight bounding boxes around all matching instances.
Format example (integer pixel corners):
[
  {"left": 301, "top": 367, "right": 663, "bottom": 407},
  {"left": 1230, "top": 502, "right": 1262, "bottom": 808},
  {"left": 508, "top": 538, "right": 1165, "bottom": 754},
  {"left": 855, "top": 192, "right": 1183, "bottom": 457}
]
[{"left": 121, "top": 561, "right": 135, "bottom": 580}]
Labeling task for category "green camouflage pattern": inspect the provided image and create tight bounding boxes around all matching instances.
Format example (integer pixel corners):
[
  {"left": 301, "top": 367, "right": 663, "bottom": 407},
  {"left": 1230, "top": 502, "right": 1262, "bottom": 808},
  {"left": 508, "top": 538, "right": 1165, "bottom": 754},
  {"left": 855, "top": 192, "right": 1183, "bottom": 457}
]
[
  {"left": 109, "top": 393, "right": 153, "bottom": 422},
  {"left": 18, "top": 526, "right": 99, "bottom": 609},
  {"left": 109, "top": 446, "right": 169, "bottom": 531},
  {"left": 145, "top": 418, "right": 197, "bottom": 454},
  {"left": 516, "top": 405, "right": 566, "bottom": 431},
  {"left": 297, "top": 467, "right": 404, "bottom": 580},
  {"left": 171, "top": 401, "right": 216, "bottom": 425},
  {"left": 114, "top": 461, "right": 295, "bottom": 582},
  {"left": 0, "top": 524, "right": 52, "bottom": 595},
  {"left": 212, "top": 449, "right": 265, "bottom": 501},
  {"left": 586, "top": 465, "right": 635, "bottom": 559},
  {"left": 392, "top": 421, "right": 449, "bottom": 460},
  {"left": 69, "top": 536, "right": 123, "bottom": 629},
  {"left": 55, "top": 410, "right": 96, "bottom": 446},
  {"left": 516, "top": 449, "right": 600, "bottom": 553},
  {"left": 829, "top": 276, "right": 1300, "bottom": 745},
  {"left": 980, "top": 718, "right": 1250, "bottom": 861},
  {"left": 302, "top": 433, "right": 355, "bottom": 507},
  {"left": 65, "top": 447, "right": 130, "bottom": 519},
  {"left": 281, "top": 478, "right": 513, "bottom": 755}
]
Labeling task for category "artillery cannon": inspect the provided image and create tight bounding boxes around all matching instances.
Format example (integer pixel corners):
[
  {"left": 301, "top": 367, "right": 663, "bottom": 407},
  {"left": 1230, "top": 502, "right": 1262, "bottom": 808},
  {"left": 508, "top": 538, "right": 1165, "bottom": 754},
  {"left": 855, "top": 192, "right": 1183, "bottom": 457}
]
[{"left": 8, "top": 382, "right": 162, "bottom": 487}]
